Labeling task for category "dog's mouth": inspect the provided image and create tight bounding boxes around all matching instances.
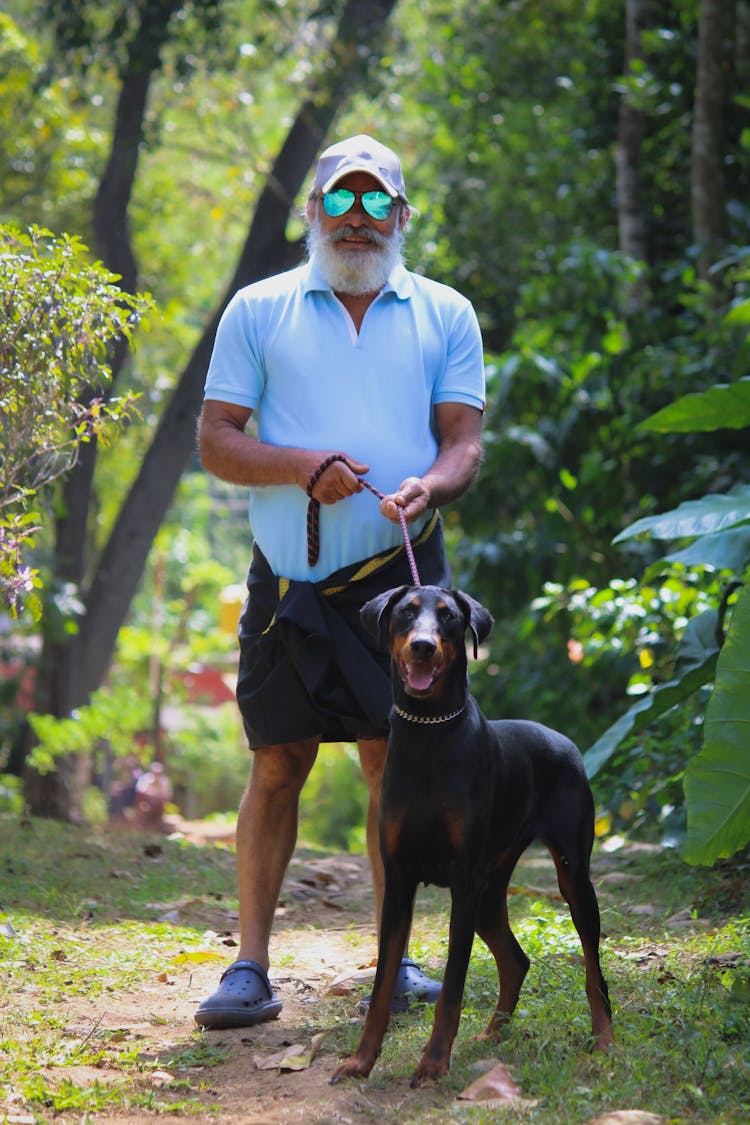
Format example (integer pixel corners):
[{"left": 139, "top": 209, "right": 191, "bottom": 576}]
[{"left": 399, "top": 656, "right": 446, "bottom": 696}]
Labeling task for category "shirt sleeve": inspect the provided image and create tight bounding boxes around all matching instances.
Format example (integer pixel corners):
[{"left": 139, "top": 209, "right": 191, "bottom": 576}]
[
  {"left": 433, "top": 298, "right": 486, "bottom": 411},
  {"left": 203, "top": 290, "right": 265, "bottom": 409}
]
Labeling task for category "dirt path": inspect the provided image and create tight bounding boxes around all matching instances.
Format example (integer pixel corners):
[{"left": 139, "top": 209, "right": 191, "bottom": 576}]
[{"left": 46, "top": 847, "right": 462, "bottom": 1124}]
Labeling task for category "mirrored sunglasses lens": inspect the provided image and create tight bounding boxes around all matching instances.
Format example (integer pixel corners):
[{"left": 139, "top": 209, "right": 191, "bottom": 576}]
[
  {"left": 322, "top": 190, "right": 354, "bottom": 217},
  {"left": 362, "top": 192, "right": 394, "bottom": 219}
]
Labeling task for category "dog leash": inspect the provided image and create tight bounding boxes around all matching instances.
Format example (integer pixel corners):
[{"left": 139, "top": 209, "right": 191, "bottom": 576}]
[{"left": 306, "top": 454, "right": 421, "bottom": 585}]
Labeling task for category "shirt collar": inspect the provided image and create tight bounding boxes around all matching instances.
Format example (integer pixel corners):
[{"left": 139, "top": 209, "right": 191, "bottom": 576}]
[{"left": 302, "top": 258, "right": 413, "bottom": 301}]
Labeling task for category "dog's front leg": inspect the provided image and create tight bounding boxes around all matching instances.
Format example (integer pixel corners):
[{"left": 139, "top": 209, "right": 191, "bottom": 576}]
[
  {"left": 409, "top": 883, "right": 478, "bottom": 1086},
  {"left": 330, "top": 876, "right": 415, "bottom": 1084}
]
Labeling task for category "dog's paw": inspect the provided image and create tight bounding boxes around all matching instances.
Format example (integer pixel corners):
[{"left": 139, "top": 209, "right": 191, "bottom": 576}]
[
  {"left": 409, "top": 1055, "right": 450, "bottom": 1087},
  {"left": 592, "top": 1027, "right": 616, "bottom": 1054},
  {"left": 329, "top": 1056, "right": 374, "bottom": 1085}
]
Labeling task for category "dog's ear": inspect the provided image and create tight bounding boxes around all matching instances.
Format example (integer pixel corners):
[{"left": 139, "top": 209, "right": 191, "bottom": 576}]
[
  {"left": 453, "top": 590, "right": 493, "bottom": 658},
  {"left": 360, "top": 586, "right": 410, "bottom": 650}
]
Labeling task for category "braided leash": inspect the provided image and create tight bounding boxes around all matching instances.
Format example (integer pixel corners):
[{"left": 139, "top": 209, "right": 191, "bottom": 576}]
[{"left": 306, "top": 453, "right": 421, "bottom": 585}]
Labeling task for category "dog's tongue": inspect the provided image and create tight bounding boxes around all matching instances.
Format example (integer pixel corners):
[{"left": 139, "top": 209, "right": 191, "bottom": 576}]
[{"left": 406, "top": 663, "right": 434, "bottom": 693}]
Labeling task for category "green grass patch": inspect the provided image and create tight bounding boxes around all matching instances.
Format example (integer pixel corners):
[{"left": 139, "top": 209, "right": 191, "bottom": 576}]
[{"left": 1, "top": 815, "right": 749, "bottom": 1123}]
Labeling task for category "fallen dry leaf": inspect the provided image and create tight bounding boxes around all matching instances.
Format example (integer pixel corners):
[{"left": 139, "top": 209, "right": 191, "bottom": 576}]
[
  {"left": 254, "top": 1032, "right": 326, "bottom": 1072},
  {"left": 327, "top": 964, "right": 377, "bottom": 995},
  {"left": 585, "top": 1112, "right": 666, "bottom": 1125},
  {"left": 150, "top": 1070, "right": 175, "bottom": 1087},
  {"left": 508, "top": 882, "right": 564, "bottom": 901},
  {"left": 457, "top": 1061, "right": 538, "bottom": 1108}
]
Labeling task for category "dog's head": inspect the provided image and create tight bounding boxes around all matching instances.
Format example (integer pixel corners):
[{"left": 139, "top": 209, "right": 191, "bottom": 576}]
[{"left": 361, "top": 585, "right": 493, "bottom": 699}]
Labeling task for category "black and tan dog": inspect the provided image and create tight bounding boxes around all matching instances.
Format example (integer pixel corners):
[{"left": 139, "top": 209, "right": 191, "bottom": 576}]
[{"left": 331, "top": 585, "right": 613, "bottom": 1087}]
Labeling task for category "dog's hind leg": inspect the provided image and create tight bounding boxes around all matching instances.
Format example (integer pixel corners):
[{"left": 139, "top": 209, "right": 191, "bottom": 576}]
[
  {"left": 475, "top": 850, "right": 530, "bottom": 1038},
  {"left": 549, "top": 844, "right": 614, "bottom": 1051}
]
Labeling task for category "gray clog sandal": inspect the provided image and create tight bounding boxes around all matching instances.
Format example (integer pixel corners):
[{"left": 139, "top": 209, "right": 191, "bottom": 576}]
[{"left": 194, "top": 959, "right": 283, "bottom": 1029}]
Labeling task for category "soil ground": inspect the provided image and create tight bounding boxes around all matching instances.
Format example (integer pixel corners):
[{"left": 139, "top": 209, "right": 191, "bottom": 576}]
[
  {"left": 9, "top": 816, "right": 736, "bottom": 1125},
  {"left": 18, "top": 822, "right": 580, "bottom": 1125}
]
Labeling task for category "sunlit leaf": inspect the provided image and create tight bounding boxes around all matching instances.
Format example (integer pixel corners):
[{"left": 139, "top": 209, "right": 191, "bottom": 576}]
[
  {"left": 614, "top": 487, "right": 750, "bottom": 544},
  {"left": 640, "top": 377, "right": 750, "bottom": 432},
  {"left": 584, "top": 652, "right": 717, "bottom": 779},
  {"left": 684, "top": 583, "right": 750, "bottom": 864},
  {"left": 170, "top": 950, "right": 226, "bottom": 965}
]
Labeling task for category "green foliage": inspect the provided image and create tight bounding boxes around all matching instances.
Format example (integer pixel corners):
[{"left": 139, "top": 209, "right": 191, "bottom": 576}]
[
  {"left": 299, "top": 742, "right": 368, "bottom": 852},
  {"left": 642, "top": 375, "right": 750, "bottom": 433},
  {"left": 586, "top": 277, "right": 750, "bottom": 863},
  {"left": 615, "top": 485, "right": 750, "bottom": 546},
  {"left": 0, "top": 773, "right": 23, "bottom": 815},
  {"left": 27, "top": 684, "right": 153, "bottom": 775},
  {"left": 684, "top": 584, "right": 750, "bottom": 864},
  {"left": 0, "top": 13, "right": 100, "bottom": 231},
  {"left": 164, "top": 705, "right": 248, "bottom": 820},
  {"left": 0, "top": 224, "right": 151, "bottom": 615},
  {"left": 1, "top": 0, "right": 749, "bottom": 850}
]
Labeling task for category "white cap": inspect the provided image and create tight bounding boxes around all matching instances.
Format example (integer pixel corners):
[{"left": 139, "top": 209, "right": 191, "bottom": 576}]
[{"left": 311, "top": 134, "right": 408, "bottom": 200}]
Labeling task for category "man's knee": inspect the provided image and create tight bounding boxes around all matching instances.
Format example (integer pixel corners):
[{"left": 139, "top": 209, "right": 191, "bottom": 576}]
[{"left": 249, "top": 739, "right": 320, "bottom": 799}]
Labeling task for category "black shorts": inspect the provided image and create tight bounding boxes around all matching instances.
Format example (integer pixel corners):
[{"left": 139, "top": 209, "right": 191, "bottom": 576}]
[{"left": 235, "top": 513, "right": 449, "bottom": 748}]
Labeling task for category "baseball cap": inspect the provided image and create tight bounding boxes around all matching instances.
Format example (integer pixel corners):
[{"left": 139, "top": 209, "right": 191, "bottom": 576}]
[{"left": 311, "top": 134, "right": 408, "bottom": 201}]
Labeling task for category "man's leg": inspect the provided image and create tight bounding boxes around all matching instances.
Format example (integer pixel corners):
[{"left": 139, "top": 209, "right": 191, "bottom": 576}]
[
  {"left": 236, "top": 738, "right": 320, "bottom": 966},
  {"left": 195, "top": 738, "right": 319, "bottom": 1027},
  {"left": 357, "top": 737, "right": 441, "bottom": 1010}
]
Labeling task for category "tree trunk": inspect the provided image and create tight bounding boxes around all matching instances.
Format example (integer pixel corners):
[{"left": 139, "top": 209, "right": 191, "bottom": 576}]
[
  {"left": 26, "top": 0, "right": 199, "bottom": 818},
  {"left": 691, "top": 0, "right": 728, "bottom": 281},
  {"left": 76, "top": 0, "right": 400, "bottom": 698},
  {"left": 26, "top": 0, "right": 400, "bottom": 818},
  {"left": 616, "top": 0, "right": 649, "bottom": 262}
]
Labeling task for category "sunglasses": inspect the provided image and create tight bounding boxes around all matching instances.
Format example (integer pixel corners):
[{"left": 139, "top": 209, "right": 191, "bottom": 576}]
[{"left": 321, "top": 188, "right": 395, "bottom": 221}]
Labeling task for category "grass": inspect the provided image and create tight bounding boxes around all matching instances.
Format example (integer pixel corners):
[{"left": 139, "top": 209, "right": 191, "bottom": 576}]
[{"left": 1, "top": 814, "right": 749, "bottom": 1123}]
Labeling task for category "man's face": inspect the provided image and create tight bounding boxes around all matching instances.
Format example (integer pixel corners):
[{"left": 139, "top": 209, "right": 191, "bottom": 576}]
[{"left": 306, "top": 171, "right": 409, "bottom": 296}]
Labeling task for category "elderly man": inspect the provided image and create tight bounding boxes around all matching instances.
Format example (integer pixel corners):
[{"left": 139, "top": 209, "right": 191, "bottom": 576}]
[{"left": 195, "top": 134, "right": 485, "bottom": 1028}]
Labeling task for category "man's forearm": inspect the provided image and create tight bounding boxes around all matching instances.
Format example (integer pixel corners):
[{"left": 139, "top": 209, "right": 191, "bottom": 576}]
[
  {"left": 199, "top": 415, "right": 310, "bottom": 489},
  {"left": 421, "top": 436, "right": 483, "bottom": 508}
]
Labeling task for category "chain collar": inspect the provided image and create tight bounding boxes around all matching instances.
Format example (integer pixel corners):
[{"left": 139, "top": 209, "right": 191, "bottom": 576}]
[{"left": 393, "top": 704, "right": 465, "bottom": 725}]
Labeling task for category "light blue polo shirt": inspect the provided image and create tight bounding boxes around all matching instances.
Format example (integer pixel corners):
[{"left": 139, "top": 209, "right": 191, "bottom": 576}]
[{"left": 204, "top": 260, "right": 485, "bottom": 581}]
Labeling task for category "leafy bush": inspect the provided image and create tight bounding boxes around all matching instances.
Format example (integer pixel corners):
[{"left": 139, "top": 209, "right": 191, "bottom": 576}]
[
  {"left": 299, "top": 742, "right": 368, "bottom": 853},
  {"left": 0, "top": 224, "right": 150, "bottom": 616},
  {"left": 582, "top": 305, "right": 750, "bottom": 864}
]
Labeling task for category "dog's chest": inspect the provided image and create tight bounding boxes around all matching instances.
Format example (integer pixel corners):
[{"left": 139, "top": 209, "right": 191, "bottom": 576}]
[{"left": 381, "top": 751, "right": 493, "bottom": 885}]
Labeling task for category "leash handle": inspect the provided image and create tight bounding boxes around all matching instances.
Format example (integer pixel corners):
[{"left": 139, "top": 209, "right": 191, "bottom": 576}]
[{"left": 305, "top": 454, "right": 421, "bottom": 584}]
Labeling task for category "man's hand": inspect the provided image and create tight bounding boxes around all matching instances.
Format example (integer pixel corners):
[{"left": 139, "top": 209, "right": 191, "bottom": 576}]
[
  {"left": 307, "top": 454, "right": 370, "bottom": 504},
  {"left": 380, "top": 476, "right": 430, "bottom": 524}
]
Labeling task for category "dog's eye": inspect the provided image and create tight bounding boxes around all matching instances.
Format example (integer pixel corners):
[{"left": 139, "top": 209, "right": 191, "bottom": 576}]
[
  {"left": 399, "top": 604, "right": 417, "bottom": 619},
  {"left": 437, "top": 606, "right": 458, "bottom": 624}
]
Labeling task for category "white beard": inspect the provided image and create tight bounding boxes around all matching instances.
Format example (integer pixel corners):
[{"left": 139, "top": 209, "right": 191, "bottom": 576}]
[{"left": 306, "top": 217, "right": 405, "bottom": 296}]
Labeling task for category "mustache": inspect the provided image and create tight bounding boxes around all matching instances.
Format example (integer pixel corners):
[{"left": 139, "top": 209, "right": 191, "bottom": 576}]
[{"left": 328, "top": 225, "right": 390, "bottom": 248}]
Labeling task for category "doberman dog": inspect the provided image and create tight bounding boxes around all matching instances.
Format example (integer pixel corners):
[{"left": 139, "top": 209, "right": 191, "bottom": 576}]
[{"left": 331, "top": 585, "right": 613, "bottom": 1087}]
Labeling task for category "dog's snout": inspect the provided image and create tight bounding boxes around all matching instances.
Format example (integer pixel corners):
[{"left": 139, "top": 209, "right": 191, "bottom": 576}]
[{"left": 409, "top": 635, "right": 437, "bottom": 660}]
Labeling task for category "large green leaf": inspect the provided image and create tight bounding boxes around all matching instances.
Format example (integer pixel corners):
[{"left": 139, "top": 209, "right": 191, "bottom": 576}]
[
  {"left": 641, "top": 377, "right": 750, "bottom": 433},
  {"left": 684, "top": 583, "right": 750, "bottom": 864},
  {"left": 614, "top": 486, "right": 750, "bottom": 544},
  {"left": 584, "top": 612, "right": 719, "bottom": 780},
  {"left": 662, "top": 526, "right": 750, "bottom": 571}
]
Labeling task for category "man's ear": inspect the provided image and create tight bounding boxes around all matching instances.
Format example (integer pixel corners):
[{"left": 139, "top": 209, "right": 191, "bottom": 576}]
[
  {"left": 361, "top": 586, "right": 410, "bottom": 650},
  {"left": 452, "top": 590, "right": 493, "bottom": 658},
  {"left": 305, "top": 196, "right": 316, "bottom": 222}
]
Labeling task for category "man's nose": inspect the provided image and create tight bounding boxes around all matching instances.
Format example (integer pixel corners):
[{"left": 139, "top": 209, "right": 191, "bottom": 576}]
[{"left": 346, "top": 198, "right": 369, "bottom": 223}]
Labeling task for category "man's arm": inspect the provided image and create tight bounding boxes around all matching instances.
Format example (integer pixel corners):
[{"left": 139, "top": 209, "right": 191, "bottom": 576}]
[
  {"left": 198, "top": 400, "right": 370, "bottom": 502},
  {"left": 379, "top": 402, "right": 483, "bottom": 524}
]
